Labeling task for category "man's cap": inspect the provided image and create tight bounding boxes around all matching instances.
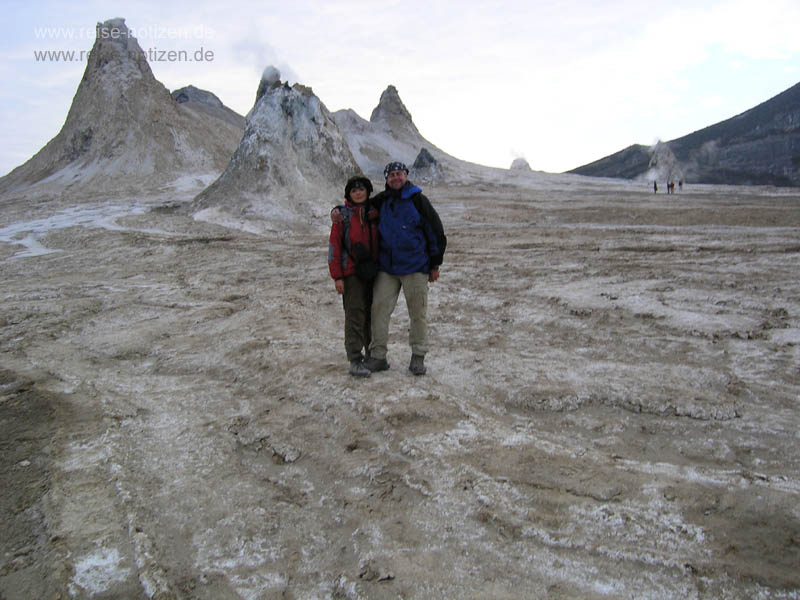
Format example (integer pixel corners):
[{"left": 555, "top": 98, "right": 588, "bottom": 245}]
[{"left": 383, "top": 161, "right": 409, "bottom": 178}]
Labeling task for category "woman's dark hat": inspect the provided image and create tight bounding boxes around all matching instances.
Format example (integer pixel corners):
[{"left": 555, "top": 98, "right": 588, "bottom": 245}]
[{"left": 344, "top": 175, "right": 373, "bottom": 200}]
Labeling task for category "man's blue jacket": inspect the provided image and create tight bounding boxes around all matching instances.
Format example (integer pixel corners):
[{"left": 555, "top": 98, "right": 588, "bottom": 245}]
[{"left": 373, "top": 181, "right": 447, "bottom": 276}]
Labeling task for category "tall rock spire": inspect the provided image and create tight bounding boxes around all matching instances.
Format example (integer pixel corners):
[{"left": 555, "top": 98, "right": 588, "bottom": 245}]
[
  {"left": 0, "top": 18, "right": 241, "bottom": 198},
  {"left": 369, "top": 85, "right": 421, "bottom": 139},
  {"left": 193, "top": 67, "right": 360, "bottom": 225},
  {"left": 334, "top": 84, "right": 465, "bottom": 180}
]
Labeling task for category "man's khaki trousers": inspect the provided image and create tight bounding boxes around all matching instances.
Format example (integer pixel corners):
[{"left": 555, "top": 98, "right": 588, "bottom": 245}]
[{"left": 369, "top": 271, "right": 429, "bottom": 360}]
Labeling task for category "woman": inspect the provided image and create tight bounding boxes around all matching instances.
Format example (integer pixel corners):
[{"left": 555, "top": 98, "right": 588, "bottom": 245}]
[{"left": 328, "top": 175, "right": 379, "bottom": 377}]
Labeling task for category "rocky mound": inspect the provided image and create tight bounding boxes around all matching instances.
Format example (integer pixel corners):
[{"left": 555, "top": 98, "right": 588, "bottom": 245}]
[
  {"left": 192, "top": 67, "right": 360, "bottom": 226},
  {"left": 410, "top": 148, "right": 443, "bottom": 184},
  {"left": 0, "top": 18, "right": 241, "bottom": 200},
  {"left": 648, "top": 141, "right": 683, "bottom": 184},
  {"left": 510, "top": 157, "right": 533, "bottom": 171},
  {"left": 171, "top": 85, "right": 246, "bottom": 131}
]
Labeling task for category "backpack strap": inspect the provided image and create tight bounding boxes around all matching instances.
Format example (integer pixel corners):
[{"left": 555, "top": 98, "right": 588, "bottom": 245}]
[{"left": 337, "top": 204, "right": 353, "bottom": 258}]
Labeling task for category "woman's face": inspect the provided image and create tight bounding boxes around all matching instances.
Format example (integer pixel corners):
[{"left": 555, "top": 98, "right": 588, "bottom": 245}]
[{"left": 349, "top": 185, "right": 367, "bottom": 204}]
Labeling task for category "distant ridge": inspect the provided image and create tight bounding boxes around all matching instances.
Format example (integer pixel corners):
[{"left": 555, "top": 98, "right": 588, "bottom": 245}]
[{"left": 569, "top": 80, "right": 800, "bottom": 187}]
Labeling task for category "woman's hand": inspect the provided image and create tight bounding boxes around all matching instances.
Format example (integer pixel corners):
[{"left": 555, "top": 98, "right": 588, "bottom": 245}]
[{"left": 335, "top": 279, "right": 344, "bottom": 294}]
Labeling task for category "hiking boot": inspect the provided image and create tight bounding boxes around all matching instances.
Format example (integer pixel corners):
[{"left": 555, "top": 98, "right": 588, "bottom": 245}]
[
  {"left": 409, "top": 354, "right": 426, "bottom": 376},
  {"left": 363, "top": 356, "right": 390, "bottom": 372},
  {"left": 349, "top": 357, "right": 371, "bottom": 378}
]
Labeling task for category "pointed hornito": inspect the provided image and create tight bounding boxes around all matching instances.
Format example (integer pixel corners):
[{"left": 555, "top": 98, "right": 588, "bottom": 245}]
[
  {"left": 334, "top": 85, "right": 434, "bottom": 178},
  {"left": 648, "top": 141, "right": 683, "bottom": 184},
  {"left": 510, "top": 157, "right": 532, "bottom": 171},
  {"left": 336, "top": 84, "right": 518, "bottom": 182},
  {"left": 0, "top": 18, "right": 242, "bottom": 199},
  {"left": 335, "top": 84, "right": 501, "bottom": 182},
  {"left": 254, "top": 66, "right": 282, "bottom": 105},
  {"left": 369, "top": 85, "right": 421, "bottom": 139},
  {"left": 193, "top": 67, "right": 360, "bottom": 225}
]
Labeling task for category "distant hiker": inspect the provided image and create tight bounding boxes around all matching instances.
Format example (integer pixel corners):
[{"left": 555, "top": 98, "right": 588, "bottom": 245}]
[
  {"left": 654, "top": 181, "right": 658, "bottom": 193},
  {"left": 678, "top": 180, "right": 683, "bottom": 191},
  {"left": 328, "top": 175, "right": 379, "bottom": 377},
  {"left": 330, "top": 161, "right": 447, "bottom": 376}
]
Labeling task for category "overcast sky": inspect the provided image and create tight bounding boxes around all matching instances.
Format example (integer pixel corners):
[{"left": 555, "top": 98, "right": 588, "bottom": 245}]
[{"left": 2, "top": 0, "right": 799, "bottom": 178}]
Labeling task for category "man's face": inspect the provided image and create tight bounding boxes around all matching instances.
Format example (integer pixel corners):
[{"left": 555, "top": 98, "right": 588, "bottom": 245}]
[{"left": 386, "top": 169, "right": 408, "bottom": 190}]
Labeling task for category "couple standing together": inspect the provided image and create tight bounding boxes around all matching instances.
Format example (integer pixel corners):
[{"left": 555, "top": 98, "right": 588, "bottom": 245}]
[{"left": 328, "top": 161, "right": 447, "bottom": 377}]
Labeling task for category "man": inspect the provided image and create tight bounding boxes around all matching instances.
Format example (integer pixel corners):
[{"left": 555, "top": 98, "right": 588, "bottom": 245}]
[{"left": 363, "top": 161, "right": 447, "bottom": 375}]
